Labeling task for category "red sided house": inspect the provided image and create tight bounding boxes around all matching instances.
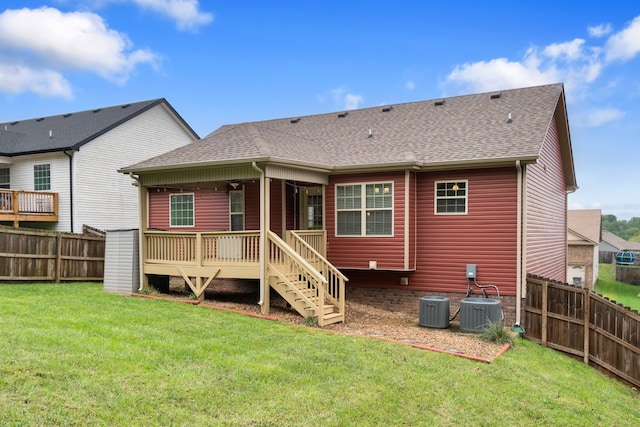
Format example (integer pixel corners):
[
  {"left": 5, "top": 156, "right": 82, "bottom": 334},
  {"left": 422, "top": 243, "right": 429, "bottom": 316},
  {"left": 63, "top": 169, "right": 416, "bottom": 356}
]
[{"left": 120, "top": 83, "right": 576, "bottom": 327}]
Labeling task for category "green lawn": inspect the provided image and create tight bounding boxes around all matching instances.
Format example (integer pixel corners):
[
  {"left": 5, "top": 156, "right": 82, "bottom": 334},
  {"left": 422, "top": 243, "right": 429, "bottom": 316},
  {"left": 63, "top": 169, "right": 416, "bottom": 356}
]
[
  {"left": 596, "top": 263, "right": 640, "bottom": 312},
  {"left": 1, "top": 283, "right": 638, "bottom": 426}
]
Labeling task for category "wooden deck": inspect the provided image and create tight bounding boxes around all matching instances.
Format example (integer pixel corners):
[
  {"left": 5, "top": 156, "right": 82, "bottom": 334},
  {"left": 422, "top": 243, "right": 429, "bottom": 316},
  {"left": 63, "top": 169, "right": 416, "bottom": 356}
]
[
  {"left": 0, "top": 190, "right": 58, "bottom": 227},
  {"left": 142, "top": 229, "right": 346, "bottom": 326}
]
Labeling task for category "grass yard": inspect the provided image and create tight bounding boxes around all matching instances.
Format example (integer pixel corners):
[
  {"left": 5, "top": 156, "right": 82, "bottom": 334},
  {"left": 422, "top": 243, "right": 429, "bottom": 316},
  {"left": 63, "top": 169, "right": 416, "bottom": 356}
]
[
  {"left": 596, "top": 263, "right": 640, "bottom": 312},
  {"left": 1, "top": 283, "right": 638, "bottom": 426}
]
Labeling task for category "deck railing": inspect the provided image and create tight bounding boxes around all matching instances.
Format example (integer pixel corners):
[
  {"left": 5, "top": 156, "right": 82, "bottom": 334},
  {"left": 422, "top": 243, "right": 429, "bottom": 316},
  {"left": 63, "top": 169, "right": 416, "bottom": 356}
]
[
  {"left": 0, "top": 190, "right": 58, "bottom": 226},
  {"left": 145, "top": 231, "right": 261, "bottom": 265}
]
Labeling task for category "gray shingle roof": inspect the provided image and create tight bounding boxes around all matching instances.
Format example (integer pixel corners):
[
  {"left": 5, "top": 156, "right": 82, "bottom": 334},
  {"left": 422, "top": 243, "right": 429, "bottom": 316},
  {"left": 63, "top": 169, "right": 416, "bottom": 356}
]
[
  {"left": 122, "top": 84, "right": 571, "bottom": 177},
  {"left": 601, "top": 230, "right": 640, "bottom": 251},
  {"left": 0, "top": 99, "right": 198, "bottom": 156}
]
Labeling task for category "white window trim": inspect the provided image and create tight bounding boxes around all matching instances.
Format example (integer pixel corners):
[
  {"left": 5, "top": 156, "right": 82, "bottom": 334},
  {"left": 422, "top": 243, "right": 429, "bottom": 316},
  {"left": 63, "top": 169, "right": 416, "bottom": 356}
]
[
  {"left": 169, "top": 193, "right": 195, "bottom": 228},
  {"left": 335, "top": 181, "right": 394, "bottom": 237},
  {"left": 434, "top": 179, "right": 468, "bottom": 215},
  {"left": 229, "top": 189, "right": 245, "bottom": 231}
]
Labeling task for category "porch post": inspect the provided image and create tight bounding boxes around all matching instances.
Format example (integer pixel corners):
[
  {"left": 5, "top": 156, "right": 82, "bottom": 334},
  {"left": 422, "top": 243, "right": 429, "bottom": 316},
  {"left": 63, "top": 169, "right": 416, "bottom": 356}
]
[
  {"left": 261, "top": 177, "right": 271, "bottom": 314},
  {"left": 138, "top": 184, "right": 149, "bottom": 291}
]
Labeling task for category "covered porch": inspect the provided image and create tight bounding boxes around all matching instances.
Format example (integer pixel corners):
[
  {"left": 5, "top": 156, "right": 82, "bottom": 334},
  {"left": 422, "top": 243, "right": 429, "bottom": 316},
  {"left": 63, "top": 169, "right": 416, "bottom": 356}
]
[{"left": 132, "top": 162, "right": 346, "bottom": 326}]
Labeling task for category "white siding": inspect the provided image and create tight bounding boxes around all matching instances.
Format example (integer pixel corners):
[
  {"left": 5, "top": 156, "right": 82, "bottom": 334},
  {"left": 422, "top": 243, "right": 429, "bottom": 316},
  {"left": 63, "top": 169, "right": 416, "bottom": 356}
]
[
  {"left": 4, "top": 152, "right": 71, "bottom": 231},
  {"left": 72, "top": 103, "right": 196, "bottom": 232}
]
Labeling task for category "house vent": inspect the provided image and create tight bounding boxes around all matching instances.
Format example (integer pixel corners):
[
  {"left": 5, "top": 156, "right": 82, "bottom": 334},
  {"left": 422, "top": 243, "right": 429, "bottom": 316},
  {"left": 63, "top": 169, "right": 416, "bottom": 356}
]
[
  {"left": 434, "top": 99, "right": 445, "bottom": 106},
  {"left": 10, "top": 121, "right": 18, "bottom": 125},
  {"left": 92, "top": 108, "right": 102, "bottom": 113},
  {"left": 382, "top": 106, "right": 393, "bottom": 112},
  {"left": 63, "top": 113, "right": 72, "bottom": 118},
  {"left": 337, "top": 111, "right": 348, "bottom": 118},
  {"left": 290, "top": 117, "right": 301, "bottom": 123},
  {"left": 490, "top": 92, "right": 502, "bottom": 99},
  {"left": 36, "top": 118, "right": 45, "bottom": 122},
  {"left": 121, "top": 104, "right": 131, "bottom": 109}
]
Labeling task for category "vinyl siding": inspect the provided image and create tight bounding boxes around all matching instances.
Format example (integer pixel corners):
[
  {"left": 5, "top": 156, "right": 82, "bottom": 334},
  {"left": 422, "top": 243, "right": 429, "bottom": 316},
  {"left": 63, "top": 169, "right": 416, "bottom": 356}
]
[
  {"left": 148, "top": 188, "right": 229, "bottom": 231},
  {"left": 73, "top": 103, "right": 196, "bottom": 232},
  {"left": 326, "top": 172, "right": 408, "bottom": 270},
  {"left": 525, "top": 115, "right": 567, "bottom": 281},
  {"left": 1, "top": 152, "right": 70, "bottom": 231},
  {"left": 343, "top": 168, "right": 519, "bottom": 295}
]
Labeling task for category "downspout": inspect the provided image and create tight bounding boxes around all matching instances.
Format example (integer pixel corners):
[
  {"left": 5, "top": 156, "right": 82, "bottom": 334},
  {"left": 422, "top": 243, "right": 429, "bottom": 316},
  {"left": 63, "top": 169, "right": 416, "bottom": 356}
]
[
  {"left": 514, "top": 160, "right": 523, "bottom": 329},
  {"left": 252, "top": 162, "right": 266, "bottom": 306},
  {"left": 63, "top": 150, "right": 74, "bottom": 233}
]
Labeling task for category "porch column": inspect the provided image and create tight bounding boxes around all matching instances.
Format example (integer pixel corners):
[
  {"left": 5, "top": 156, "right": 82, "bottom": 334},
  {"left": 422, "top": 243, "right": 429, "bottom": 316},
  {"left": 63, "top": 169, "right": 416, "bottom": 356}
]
[
  {"left": 138, "top": 184, "right": 149, "bottom": 291},
  {"left": 261, "top": 177, "right": 271, "bottom": 314}
]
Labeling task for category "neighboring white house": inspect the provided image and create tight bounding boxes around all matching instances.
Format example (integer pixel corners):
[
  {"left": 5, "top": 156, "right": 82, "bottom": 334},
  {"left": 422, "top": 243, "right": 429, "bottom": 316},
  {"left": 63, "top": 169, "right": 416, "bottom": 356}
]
[
  {"left": 567, "top": 209, "right": 601, "bottom": 289},
  {"left": 0, "top": 99, "right": 199, "bottom": 233}
]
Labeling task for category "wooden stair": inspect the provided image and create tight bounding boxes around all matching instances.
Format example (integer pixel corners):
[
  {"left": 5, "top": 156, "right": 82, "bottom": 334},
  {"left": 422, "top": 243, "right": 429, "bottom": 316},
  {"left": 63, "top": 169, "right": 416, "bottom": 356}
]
[
  {"left": 267, "top": 230, "right": 345, "bottom": 327},
  {"left": 270, "top": 273, "right": 344, "bottom": 326}
]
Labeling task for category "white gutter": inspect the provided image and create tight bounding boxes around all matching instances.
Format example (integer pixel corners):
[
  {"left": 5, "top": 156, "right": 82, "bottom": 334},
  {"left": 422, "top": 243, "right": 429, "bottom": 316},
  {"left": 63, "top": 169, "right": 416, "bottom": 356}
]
[
  {"left": 515, "top": 160, "right": 523, "bottom": 327},
  {"left": 252, "top": 162, "right": 266, "bottom": 306}
]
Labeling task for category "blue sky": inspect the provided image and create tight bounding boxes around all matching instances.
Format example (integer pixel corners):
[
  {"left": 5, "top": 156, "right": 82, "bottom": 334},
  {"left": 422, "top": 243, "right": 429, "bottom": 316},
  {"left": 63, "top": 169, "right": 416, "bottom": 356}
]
[{"left": 1, "top": 1, "right": 640, "bottom": 220}]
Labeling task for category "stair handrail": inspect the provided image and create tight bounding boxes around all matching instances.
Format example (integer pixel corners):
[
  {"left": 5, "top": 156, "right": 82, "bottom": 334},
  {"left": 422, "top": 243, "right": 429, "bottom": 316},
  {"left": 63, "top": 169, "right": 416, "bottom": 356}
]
[
  {"left": 286, "top": 231, "right": 347, "bottom": 314},
  {"left": 267, "top": 231, "right": 327, "bottom": 319}
]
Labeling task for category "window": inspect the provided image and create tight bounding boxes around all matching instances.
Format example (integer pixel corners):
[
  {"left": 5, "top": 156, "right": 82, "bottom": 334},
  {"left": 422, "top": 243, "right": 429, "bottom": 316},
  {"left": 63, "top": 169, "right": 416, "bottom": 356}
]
[
  {"left": 0, "top": 168, "right": 9, "bottom": 189},
  {"left": 435, "top": 180, "right": 467, "bottom": 214},
  {"left": 170, "top": 193, "right": 194, "bottom": 227},
  {"left": 336, "top": 182, "right": 393, "bottom": 236},
  {"left": 229, "top": 190, "right": 244, "bottom": 231},
  {"left": 34, "top": 164, "right": 50, "bottom": 191},
  {"left": 306, "top": 193, "right": 323, "bottom": 230}
]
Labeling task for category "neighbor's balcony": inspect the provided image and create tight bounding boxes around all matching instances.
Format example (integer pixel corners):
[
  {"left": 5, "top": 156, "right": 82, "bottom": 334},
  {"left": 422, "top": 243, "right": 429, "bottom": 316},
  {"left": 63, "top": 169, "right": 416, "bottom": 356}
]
[{"left": 0, "top": 189, "right": 59, "bottom": 227}]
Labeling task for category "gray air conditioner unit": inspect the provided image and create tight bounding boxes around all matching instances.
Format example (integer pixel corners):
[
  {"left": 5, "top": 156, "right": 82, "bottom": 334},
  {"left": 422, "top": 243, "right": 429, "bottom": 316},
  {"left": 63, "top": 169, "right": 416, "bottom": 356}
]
[
  {"left": 419, "top": 296, "right": 450, "bottom": 329},
  {"left": 459, "top": 297, "right": 502, "bottom": 333}
]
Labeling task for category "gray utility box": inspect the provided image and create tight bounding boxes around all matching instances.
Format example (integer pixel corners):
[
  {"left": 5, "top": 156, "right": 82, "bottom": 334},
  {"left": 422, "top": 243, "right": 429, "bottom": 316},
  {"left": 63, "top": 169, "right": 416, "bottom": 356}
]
[
  {"left": 459, "top": 297, "right": 502, "bottom": 333},
  {"left": 104, "top": 229, "right": 140, "bottom": 295},
  {"left": 419, "top": 296, "right": 450, "bottom": 328}
]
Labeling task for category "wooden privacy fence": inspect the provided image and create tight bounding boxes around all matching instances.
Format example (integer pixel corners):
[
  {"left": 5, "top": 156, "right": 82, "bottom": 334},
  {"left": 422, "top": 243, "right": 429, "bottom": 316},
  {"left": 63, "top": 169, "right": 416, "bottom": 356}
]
[
  {"left": 524, "top": 274, "right": 640, "bottom": 388},
  {"left": 0, "top": 227, "right": 105, "bottom": 282}
]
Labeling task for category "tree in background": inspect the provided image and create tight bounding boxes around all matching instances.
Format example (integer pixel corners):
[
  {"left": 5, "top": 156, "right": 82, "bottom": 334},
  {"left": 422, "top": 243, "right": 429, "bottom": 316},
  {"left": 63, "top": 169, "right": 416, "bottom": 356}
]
[{"left": 602, "top": 215, "right": 640, "bottom": 241}]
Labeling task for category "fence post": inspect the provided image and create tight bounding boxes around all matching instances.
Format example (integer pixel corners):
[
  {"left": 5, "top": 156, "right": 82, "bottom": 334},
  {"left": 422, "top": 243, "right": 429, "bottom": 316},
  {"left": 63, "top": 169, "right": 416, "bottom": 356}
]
[
  {"left": 55, "top": 233, "right": 62, "bottom": 282},
  {"left": 541, "top": 279, "right": 548, "bottom": 346},
  {"left": 583, "top": 289, "right": 590, "bottom": 364}
]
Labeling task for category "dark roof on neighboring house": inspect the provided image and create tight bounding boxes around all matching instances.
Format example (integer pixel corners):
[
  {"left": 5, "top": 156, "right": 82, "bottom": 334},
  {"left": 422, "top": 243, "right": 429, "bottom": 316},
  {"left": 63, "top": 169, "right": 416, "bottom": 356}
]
[
  {"left": 0, "top": 98, "right": 198, "bottom": 156},
  {"left": 568, "top": 209, "right": 602, "bottom": 243},
  {"left": 601, "top": 230, "right": 640, "bottom": 251},
  {"left": 121, "top": 83, "right": 576, "bottom": 189}
]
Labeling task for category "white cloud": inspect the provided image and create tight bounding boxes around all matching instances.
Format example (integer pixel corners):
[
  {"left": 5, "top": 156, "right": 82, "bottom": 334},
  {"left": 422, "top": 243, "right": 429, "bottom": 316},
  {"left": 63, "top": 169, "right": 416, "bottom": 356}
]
[
  {"left": 405, "top": 80, "right": 416, "bottom": 91},
  {"left": 605, "top": 16, "right": 640, "bottom": 62},
  {"left": 130, "top": 0, "right": 213, "bottom": 31},
  {"left": 0, "top": 7, "right": 158, "bottom": 97},
  {"left": 445, "top": 51, "right": 561, "bottom": 94},
  {"left": 588, "top": 23, "right": 612, "bottom": 38},
  {"left": 330, "top": 87, "right": 364, "bottom": 110},
  {"left": 445, "top": 15, "right": 640, "bottom": 99},
  {"left": 585, "top": 107, "right": 626, "bottom": 126},
  {"left": 543, "top": 39, "right": 586, "bottom": 61},
  {"left": 0, "top": 64, "right": 72, "bottom": 98}
]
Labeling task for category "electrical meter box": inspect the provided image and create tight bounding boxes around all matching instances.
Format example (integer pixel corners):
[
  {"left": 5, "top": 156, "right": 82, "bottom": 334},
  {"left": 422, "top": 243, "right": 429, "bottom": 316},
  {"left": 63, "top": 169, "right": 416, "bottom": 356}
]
[{"left": 466, "top": 264, "right": 477, "bottom": 279}]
